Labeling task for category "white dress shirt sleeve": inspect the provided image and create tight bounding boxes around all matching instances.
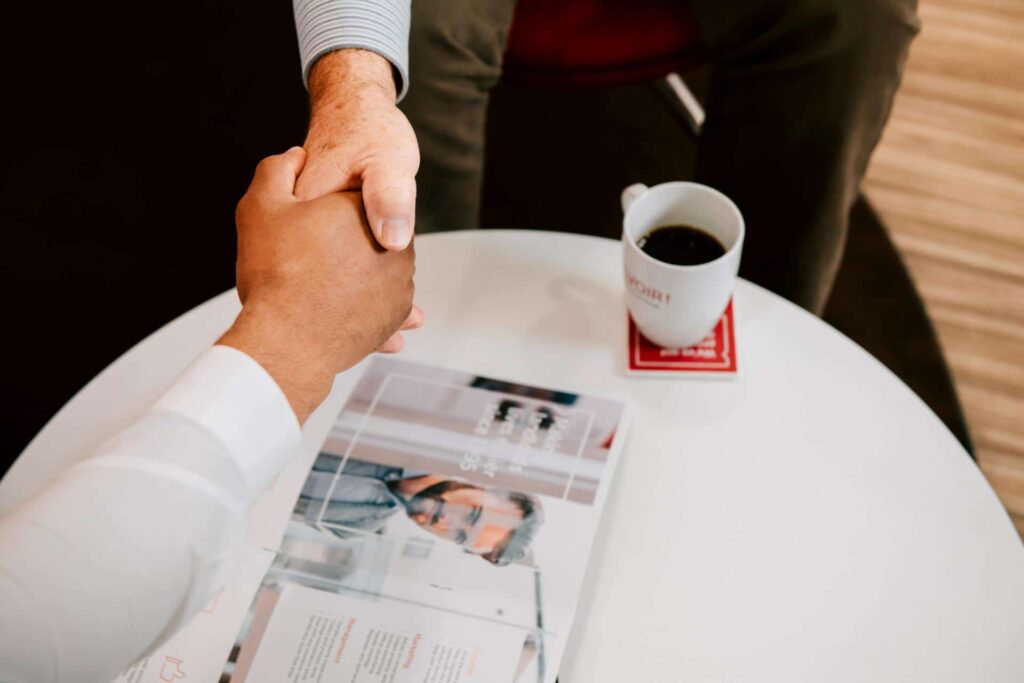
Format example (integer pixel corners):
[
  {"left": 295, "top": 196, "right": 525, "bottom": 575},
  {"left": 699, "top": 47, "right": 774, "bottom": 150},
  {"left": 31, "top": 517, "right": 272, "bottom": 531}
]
[{"left": 0, "top": 345, "right": 301, "bottom": 682}]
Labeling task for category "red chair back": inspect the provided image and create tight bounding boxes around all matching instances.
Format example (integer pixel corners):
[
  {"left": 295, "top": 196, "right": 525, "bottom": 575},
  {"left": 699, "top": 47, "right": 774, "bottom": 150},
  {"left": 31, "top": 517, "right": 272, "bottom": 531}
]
[{"left": 503, "top": 0, "right": 707, "bottom": 86}]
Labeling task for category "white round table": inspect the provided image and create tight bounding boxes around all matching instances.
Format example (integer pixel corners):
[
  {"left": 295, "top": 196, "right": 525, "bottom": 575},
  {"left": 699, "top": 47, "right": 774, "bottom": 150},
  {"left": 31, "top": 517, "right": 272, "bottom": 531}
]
[{"left": 3, "top": 230, "right": 1023, "bottom": 681}]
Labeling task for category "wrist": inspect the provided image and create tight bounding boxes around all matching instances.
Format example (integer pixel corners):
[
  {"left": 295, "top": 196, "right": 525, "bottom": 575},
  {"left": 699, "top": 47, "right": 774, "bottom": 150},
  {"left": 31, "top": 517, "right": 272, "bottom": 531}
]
[
  {"left": 217, "top": 305, "right": 336, "bottom": 424},
  {"left": 308, "top": 48, "right": 397, "bottom": 111}
]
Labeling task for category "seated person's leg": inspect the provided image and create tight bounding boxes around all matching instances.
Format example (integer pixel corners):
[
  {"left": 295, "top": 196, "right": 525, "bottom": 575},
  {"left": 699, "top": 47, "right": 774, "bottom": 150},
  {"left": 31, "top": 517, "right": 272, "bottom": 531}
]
[
  {"left": 689, "top": 0, "right": 920, "bottom": 313},
  {"left": 400, "top": 0, "right": 518, "bottom": 233}
]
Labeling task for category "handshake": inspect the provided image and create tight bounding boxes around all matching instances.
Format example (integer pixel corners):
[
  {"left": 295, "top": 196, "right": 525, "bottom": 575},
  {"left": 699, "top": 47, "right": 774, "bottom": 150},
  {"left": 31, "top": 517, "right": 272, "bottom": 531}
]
[
  {"left": 218, "top": 146, "right": 422, "bottom": 423},
  {"left": 221, "top": 50, "right": 424, "bottom": 423}
]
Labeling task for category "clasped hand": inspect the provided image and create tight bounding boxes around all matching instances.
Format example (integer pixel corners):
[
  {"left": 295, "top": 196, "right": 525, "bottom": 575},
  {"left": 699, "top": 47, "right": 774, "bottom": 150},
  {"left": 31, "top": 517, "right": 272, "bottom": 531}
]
[{"left": 220, "top": 147, "right": 422, "bottom": 422}]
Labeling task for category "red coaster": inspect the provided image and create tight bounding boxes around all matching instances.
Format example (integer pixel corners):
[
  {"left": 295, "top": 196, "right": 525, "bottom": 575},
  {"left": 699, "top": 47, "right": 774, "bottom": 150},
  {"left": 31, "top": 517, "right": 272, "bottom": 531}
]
[{"left": 627, "top": 299, "right": 738, "bottom": 378}]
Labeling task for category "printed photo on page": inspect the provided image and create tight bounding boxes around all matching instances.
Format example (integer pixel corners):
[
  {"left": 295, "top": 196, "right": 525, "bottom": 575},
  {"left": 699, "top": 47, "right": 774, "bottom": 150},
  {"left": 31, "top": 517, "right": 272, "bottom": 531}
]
[{"left": 221, "top": 357, "right": 630, "bottom": 683}]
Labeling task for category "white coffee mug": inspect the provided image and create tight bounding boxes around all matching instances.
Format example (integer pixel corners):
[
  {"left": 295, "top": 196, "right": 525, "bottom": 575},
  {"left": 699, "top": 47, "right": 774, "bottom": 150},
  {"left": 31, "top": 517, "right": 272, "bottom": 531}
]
[{"left": 622, "top": 181, "right": 744, "bottom": 348}]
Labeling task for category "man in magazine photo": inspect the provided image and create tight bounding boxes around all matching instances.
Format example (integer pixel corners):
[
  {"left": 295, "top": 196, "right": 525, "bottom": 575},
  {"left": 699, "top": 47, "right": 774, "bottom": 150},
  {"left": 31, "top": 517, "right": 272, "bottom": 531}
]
[
  {"left": 224, "top": 358, "right": 629, "bottom": 683},
  {"left": 294, "top": 453, "right": 545, "bottom": 566}
]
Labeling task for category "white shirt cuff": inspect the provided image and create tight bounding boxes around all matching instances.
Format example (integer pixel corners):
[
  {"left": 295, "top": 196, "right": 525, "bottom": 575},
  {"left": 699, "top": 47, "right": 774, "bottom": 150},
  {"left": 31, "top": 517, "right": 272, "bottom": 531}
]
[{"left": 152, "top": 345, "right": 301, "bottom": 503}]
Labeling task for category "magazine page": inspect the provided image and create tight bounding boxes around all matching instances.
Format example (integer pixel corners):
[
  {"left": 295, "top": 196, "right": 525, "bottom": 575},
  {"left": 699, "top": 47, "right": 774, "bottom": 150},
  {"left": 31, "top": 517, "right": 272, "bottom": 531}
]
[
  {"left": 233, "top": 582, "right": 525, "bottom": 682},
  {"left": 225, "top": 357, "right": 630, "bottom": 683}
]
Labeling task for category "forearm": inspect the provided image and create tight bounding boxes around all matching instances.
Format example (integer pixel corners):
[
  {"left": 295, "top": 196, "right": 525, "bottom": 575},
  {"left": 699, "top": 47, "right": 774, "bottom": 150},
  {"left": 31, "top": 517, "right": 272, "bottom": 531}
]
[
  {"left": 308, "top": 48, "right": 397, "bottom": 110},
  {"left": 293, "top": 0, "right": 411, "bottom": 100},
  {"left": 0, "top": 347, "right": 300, "bottom": 680},
  {"left": 218, "top": 305, "right": 338, "bottom": 424},
  {"left": 0, "top": 417, "right": 245, "bottom": 682}
]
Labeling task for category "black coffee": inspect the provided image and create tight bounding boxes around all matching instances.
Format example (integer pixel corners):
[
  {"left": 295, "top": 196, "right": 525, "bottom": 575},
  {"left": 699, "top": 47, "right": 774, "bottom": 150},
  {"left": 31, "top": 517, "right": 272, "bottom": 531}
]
[{"left": 636, "top": 225, "right": 726, "bottom": 266}]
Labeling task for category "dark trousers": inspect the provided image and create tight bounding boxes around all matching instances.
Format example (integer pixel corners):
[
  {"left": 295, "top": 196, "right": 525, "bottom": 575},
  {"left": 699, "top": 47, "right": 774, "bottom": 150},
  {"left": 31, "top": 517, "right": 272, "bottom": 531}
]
[{"left": 400, "top": 0, "right": 920, "bottom": 313}]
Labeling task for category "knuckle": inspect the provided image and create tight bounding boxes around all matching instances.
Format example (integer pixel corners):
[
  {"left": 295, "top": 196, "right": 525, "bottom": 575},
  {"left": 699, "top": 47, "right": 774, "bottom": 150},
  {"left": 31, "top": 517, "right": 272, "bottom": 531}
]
[{"left": 255, "top": 155, "right": 277, "bottom": 174}]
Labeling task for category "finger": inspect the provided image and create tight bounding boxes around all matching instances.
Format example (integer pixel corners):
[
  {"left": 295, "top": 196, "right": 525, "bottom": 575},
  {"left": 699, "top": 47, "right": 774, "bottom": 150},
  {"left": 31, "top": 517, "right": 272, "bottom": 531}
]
[
  {"left": 248, "top": 147, "right": 307, "bottom": 200},
  {"left": 399, "top": 305, "right": 425, "bottom": 331},
  {"left": 361, "top": 161, "right": 416, "bottom": 251},
  {"left": 378, "top": 306, "right": 421, "bottom": 355},
  {"left": 377, "top": 331, "right": 405, "bottom": 354},
  {"left": 293, "top": 151, "right": 349, "bottom": 201}
]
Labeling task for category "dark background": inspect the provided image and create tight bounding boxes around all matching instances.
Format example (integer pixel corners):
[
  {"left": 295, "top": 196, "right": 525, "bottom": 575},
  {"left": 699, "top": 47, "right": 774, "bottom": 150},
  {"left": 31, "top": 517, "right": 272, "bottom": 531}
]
[
  {"left": 1, "top": 2, "right": 308, "bottom": 462},
  {"left": 1, "top": 1, "right": 971, "bottom": 469}
]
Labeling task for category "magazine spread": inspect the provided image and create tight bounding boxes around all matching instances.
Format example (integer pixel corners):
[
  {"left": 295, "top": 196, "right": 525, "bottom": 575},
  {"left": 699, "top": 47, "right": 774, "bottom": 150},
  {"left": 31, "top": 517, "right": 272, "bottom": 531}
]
[{"left": 114, "top": 357, "right": 629, "bottom": 683}]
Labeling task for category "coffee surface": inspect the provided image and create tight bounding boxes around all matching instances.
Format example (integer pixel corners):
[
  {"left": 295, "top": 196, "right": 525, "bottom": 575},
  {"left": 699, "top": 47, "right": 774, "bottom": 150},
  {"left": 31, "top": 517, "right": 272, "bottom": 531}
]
[{"left": 636, "top": 225, "right": 726, "bottom": 266}]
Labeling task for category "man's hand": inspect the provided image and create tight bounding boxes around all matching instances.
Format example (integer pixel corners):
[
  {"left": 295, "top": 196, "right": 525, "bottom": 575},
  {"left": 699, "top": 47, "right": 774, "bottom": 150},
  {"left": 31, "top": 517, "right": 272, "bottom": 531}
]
[
  {"left": 295, "top": 49, "right": 419, "bottom": 251},
  {"left": 219, "top": 147, "right": 421, "bottom": 422}
]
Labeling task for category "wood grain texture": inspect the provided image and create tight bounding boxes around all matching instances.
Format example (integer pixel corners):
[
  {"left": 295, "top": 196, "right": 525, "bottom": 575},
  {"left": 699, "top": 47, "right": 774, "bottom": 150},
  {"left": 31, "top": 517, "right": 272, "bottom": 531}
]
[{"left": 863, "top": 0, "right": 1024, "bottom": 534}]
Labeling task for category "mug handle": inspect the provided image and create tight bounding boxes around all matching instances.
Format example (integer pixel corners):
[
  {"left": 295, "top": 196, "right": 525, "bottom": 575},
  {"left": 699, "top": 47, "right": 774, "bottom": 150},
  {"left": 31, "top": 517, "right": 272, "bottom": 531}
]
[{"left": 621, "top": 183, "right": 648, "bottom": 213}]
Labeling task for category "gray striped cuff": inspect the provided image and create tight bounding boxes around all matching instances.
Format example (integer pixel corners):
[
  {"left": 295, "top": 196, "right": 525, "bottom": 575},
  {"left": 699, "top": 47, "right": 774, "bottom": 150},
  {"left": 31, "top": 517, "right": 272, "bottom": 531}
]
[{"left": 293, "top": 0, "right": 411, "bottom": 101}]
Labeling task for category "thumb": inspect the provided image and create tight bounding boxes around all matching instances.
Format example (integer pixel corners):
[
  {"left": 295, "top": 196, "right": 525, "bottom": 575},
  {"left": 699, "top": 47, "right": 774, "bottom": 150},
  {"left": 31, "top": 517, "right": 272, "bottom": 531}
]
[
  {"left": 249, "top": 147, "right": 307, "bottom": 200},
  {"left": 361, "top": 162, "right": 416, "bottom": 250}
]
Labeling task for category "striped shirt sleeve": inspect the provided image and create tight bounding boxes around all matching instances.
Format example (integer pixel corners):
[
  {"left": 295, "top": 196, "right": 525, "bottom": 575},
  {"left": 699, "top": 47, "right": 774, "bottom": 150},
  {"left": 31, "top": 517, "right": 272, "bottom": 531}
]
[{"left": 293, "top": 0, "right": 411, "bottom": 101}]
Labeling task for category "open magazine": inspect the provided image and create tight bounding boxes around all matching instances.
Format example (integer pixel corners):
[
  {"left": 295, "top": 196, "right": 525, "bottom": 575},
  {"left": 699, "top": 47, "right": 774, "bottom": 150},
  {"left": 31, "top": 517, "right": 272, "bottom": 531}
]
[{"left": 115, "top": 357, "right": 629, "bottom": 683}]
